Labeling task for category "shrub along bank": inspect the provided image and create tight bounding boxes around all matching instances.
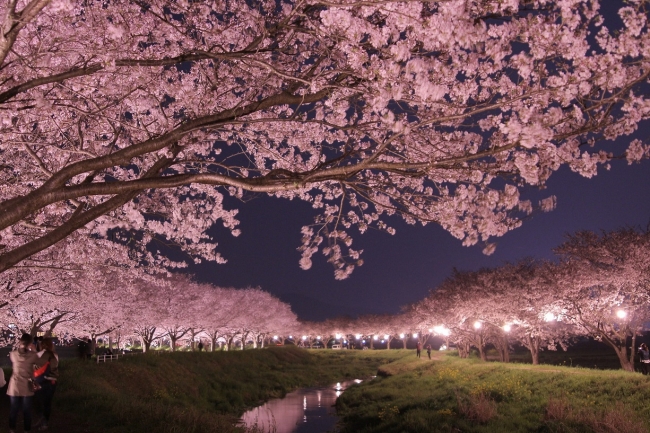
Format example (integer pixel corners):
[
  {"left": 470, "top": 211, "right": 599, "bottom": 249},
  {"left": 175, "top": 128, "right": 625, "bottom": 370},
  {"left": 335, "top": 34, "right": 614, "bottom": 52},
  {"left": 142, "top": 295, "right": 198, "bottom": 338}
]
[
  {"left": 1, "top": 346, "right": 405, "bottom": 433},
  {"left": 336, "top": 352, "right": 650, "bottom": 433}
]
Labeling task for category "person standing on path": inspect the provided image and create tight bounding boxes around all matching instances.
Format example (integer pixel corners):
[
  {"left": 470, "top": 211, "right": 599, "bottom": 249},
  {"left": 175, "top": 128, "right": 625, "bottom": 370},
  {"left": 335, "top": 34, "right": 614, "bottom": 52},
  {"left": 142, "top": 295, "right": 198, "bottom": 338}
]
[
  {"left": 426, "top": 344, "right": 432, "bottom": 360},
  {"left": 638, "top": 343, "right": 650, "bottom": 375},
  {"left": 8, "top": 333, "right": 47, "bottom": 433},
  {"left": 34, "top": 338, "right": 59, "bottom": 431},
  {"left": 416, "top": 341, "right": 422, "bottom": 358}
]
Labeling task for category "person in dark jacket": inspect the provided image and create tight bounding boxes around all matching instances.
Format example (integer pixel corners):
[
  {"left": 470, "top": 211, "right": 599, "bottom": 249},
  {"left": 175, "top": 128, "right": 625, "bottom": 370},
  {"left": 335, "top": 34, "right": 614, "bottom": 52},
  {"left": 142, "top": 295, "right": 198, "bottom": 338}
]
[
  {"left": 8, "top": 333, "right": 48, "bottom": 433},
  {"left": 34, "top": 338, "right": 59, "bottom": 431},
  {"left": 638, "top": 343, "right": 650, "bottom": 375}
]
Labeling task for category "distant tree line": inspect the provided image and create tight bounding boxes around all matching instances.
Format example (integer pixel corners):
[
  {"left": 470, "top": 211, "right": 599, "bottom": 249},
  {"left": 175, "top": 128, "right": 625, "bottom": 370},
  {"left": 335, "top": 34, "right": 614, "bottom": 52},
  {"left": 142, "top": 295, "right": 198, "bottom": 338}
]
[{"left": 0, "top": 227, "right": 648, "bottom": 372}]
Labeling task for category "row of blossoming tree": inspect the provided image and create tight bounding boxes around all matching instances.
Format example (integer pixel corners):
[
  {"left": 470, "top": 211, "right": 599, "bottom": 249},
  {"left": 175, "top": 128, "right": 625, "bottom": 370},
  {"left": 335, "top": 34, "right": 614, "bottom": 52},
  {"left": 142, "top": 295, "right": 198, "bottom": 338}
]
[
  {"left": 290, "top": 228, "right": 650, "bottom": 373},
  {"left": 0, "top": 238, "right": 299, "bottom": 352},
  {"left": 0, "top": 227, "right": 647, "bottom": 371}
]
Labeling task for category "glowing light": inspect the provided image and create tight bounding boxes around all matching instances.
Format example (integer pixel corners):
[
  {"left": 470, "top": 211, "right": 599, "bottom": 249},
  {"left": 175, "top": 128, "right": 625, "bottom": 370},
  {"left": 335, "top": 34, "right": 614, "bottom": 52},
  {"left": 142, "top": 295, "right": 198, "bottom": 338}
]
[
  {"left": 413, "top": 333, "right": 418, "bottom": 338},
  {"left": 503, "top": 324, "right": 512, "bottom": 333},
  {"left": 317, "top": 336, "right": 321, "bottom": 340},
  {"left": 473, "top": 321, "right": 482, "bottom": 329},
  {"left": 373, "top": 336, "right": 378, "bottom": 340},
  {"left": 381, "top": 340, "right": 385, "bottom": 343},
  {"left": 302, "top": 336, "right": 307, "bottom": 340},
  {"left": 289, "top": 336, "right": 293, "bottom": 339},
  {"left": 335, "top": 333, "right": 341, "bottom": 339},
  {"left": 544, "top": 312, "right": 555, "bottom": 322},
  {"left": 273, "top": 335, "right": 278, "bottom": 340},
  {"left": 617, "top": 310, "right": 627, "bottom": 319},
  {"left": 399, "top": 333, "right": 405, "bottom": 339},
  {"left": 356, "top": 334, "right": 362, "bottom": 339},
  {"left": 384, "top": 334, "right": 390, "bottom": 339},
  {"left": 344, "top": 339, "right": 347, "bottom": 343},
  {"left": 362, "top": 340, "right": 366, "bottom": 343}
]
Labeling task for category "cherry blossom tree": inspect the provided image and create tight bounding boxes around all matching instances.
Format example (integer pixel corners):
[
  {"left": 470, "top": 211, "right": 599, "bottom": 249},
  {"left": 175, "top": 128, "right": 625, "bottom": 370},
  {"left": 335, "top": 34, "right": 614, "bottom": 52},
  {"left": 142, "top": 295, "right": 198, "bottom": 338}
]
[
  {"left": 1, "top": 0, "right": 649, "bottom": 278},
  {"left": 555, "top": 229, "right": 650, "bottom": 371},
  {"left": 486, "top": 261, "right": 575, "bottom": 365}
]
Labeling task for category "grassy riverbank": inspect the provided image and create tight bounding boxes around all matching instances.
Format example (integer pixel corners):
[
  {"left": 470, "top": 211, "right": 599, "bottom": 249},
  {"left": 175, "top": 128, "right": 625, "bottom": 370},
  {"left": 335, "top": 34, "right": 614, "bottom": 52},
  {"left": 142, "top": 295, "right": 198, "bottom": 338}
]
[
  {"left": 337, "top": 351, "right": 650, "bottom": 433},
  {"left": 2, "top": 346, "right": 407, "bottom": 433},
  {"left": 6, "top": 347, "right": 649, "bottom": 433}
]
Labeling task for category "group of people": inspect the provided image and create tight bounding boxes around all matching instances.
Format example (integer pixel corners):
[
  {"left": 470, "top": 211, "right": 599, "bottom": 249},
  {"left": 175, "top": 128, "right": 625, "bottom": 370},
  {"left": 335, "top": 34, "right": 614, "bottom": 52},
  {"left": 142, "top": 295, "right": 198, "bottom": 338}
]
[
  {"left": 415, "top": 341, "right": 433, "bottom": 359},
  {"left": 1, "top": 333, "right": 59, "bottom": 432}
]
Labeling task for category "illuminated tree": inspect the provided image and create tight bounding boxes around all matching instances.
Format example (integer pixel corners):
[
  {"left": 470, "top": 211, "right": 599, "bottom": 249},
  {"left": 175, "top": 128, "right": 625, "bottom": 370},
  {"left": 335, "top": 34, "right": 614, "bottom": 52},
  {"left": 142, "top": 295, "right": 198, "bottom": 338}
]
[
  {"left": 556, "top": 229, "right": 650, "bottom": 372},
  {"left": 489, "top": 261, "right": 575, "bottom": 365},
  {"left": 1, "top": 0, "right": 649, "bottom": 279}
]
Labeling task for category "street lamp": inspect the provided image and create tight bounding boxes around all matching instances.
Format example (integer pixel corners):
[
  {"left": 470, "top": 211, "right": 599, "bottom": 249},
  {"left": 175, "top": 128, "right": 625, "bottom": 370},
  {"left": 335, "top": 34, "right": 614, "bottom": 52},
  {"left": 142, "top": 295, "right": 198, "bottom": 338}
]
[
  {"left": 473, "top": 321, "right": 482, "bottom": 330},
  {"left": 616, "top": 309, "right": 627, "bottom": 319},
  {"left": 399, "top": 333, "right": 405, "bottom": 339},
  {"left": 413, "top": 333, "right": 418, "bottom": 338},
  {"left": 384, "top": 334, "right": 390, "bottom": 340},
  {"left": 503, "top": 324, "right": 511, "bottom": 333}
]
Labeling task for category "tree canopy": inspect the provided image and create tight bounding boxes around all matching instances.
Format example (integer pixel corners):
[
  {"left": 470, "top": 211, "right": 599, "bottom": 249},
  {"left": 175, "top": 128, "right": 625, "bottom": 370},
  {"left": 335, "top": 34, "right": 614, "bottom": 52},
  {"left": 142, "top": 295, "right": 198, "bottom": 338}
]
[{"left": 1, "top": 0, "right": 649, "bottom": 277}]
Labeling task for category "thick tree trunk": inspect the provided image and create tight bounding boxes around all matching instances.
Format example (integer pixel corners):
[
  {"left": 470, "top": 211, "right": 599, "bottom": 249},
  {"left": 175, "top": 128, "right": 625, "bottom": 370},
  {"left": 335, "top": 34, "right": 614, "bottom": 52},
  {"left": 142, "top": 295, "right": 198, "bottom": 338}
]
[
  {"left": 525, "top": 335, "right": 541, "bottom": 365},
  {"left": 402, "top": 339, "right": 407, "bottom": 349},
  {"left": 477, "top": 345, "right": 487, "bottom": 361},
  {"left": 612, "top": 345, "right": 635, "bottom": 372},
  {"left": 370, "top": 337, "right": 374, "bottom": 350},
  {"left": 495, "top": 335, "right": 510, "bottom": 363},
  {"left": 458, "top": 341, "right": 470, "bottom": 358},
  {"left": 142, "top": 337, "right": 152, "bottom": 353},
  {"left": 226, "top": 336, "right": 234, "bottom": 351}
]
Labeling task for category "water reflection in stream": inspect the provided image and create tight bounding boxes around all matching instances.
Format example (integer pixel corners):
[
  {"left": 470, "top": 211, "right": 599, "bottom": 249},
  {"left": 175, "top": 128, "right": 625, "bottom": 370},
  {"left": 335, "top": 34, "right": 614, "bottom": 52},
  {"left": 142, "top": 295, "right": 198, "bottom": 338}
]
[{"left": 240, "top": 379, "right": 362, "bottom": 433}]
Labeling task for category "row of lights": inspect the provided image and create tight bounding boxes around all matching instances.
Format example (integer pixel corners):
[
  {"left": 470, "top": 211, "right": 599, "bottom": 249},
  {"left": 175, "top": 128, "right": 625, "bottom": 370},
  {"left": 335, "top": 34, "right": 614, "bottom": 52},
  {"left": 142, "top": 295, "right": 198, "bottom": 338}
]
[{"left": 274, "top": 310, "right": 629, "bottom": 343}]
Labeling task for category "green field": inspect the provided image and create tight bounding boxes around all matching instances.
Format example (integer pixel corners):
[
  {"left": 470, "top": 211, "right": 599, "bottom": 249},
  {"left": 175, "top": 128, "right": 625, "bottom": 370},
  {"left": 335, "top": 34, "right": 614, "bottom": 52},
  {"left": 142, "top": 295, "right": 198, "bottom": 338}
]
[
  {"left": 2, "top": 347, "right": 650, "bottom": 432},
  {"left": 337, "top": 351, "right": 650, "bottom": 433}
]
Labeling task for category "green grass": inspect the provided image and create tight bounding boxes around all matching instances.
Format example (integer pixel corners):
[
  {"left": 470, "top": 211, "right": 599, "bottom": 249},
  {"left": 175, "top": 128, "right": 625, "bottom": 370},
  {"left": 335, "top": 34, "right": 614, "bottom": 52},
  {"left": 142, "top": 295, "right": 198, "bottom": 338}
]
[
  {"left": 7, "top": 347, "right": 649, "bottom": 433},
  {"left": 336, "top": 351, "right": 650, "bottom": 433},
  {"left": 3, "top": 346, "right": 405, "bottom": 433}
]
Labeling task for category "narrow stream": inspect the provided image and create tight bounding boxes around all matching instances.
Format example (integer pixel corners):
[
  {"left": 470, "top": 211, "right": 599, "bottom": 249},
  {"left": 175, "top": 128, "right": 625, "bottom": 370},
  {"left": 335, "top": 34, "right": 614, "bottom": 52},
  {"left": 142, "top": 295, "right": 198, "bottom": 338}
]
[{"left": 239, "top": 379, "right": 363, "bottom": 433}]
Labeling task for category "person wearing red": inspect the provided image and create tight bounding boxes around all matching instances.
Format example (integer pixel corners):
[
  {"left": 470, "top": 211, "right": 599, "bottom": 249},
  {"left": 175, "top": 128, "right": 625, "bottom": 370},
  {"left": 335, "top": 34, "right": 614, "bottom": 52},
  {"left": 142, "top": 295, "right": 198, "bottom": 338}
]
[{"left": 34, "top": 338, "right": 59, "bottom": 431}]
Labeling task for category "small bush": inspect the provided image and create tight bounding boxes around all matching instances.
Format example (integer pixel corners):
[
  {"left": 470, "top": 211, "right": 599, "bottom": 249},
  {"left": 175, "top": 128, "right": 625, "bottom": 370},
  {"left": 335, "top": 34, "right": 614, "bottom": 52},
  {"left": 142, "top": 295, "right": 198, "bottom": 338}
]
[
  {"left": 456, "top": 391, "right": 497, "bottom": 423},
  {"left": 586, "top": 403, "right": 648, "bottom": 433},
  {"left": 545, "top": 397, "right": 648, "bottom": 433}
]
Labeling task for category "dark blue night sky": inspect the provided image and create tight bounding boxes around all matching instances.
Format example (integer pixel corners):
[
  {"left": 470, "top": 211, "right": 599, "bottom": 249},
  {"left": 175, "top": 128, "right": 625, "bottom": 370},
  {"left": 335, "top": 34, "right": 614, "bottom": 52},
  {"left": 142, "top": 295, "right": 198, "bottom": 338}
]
[
  {"left": 188, "top": 156, "right": 650, "bottom": 321},
  {"left": 187, "top": 1, "right": 650, "bottom": 321}
]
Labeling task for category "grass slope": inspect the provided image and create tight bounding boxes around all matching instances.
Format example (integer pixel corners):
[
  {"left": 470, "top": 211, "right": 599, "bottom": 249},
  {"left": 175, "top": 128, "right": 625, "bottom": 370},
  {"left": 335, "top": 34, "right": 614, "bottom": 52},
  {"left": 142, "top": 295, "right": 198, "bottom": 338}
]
[{"left": 336, "top": 351, "right": 650, "bottom": 433}]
